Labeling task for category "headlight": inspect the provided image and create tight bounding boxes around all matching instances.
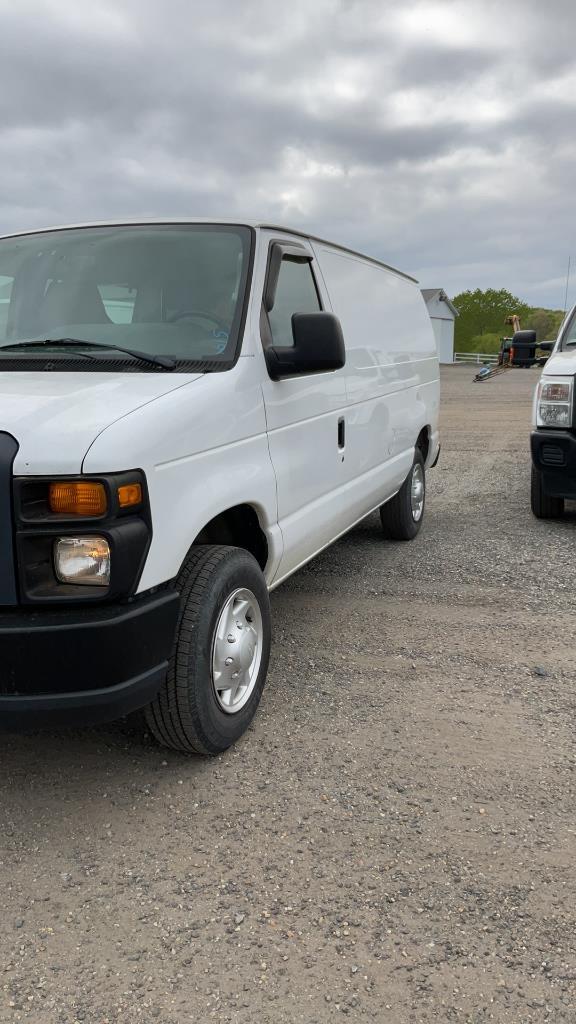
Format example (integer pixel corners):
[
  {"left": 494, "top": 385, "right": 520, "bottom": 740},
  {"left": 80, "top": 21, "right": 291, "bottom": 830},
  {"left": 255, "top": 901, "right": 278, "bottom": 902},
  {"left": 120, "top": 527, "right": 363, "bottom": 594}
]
[
  {"left": 54, "top": 536, "right": 111, "bottom": 586},
  {"left": 537, "top": 377, "right": 574, "bottom": 427},
  {"left": 14, "top": 471, "right": 150, "bottom": 604}
]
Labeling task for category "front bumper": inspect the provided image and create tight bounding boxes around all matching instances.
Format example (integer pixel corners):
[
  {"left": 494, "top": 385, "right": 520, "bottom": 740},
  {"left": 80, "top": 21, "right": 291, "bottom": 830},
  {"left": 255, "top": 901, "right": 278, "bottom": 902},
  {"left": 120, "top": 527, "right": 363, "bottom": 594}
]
[
  {"left": 531, "top": 429, "right": 576, "bottom": 499},
  {"left": 0, "top": 590, "right": 179, "bottom": 729}
]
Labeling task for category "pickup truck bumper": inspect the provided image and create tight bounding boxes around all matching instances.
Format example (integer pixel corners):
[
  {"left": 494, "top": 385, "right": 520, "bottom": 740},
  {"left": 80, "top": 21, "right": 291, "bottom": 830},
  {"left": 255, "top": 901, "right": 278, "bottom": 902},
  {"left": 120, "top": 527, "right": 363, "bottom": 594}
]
[
  {"left": 0, "top": 591, "right": 179, "bottom": 730},
  {"left": 531, "top": 429, "right": 576, "bottom": 499}
]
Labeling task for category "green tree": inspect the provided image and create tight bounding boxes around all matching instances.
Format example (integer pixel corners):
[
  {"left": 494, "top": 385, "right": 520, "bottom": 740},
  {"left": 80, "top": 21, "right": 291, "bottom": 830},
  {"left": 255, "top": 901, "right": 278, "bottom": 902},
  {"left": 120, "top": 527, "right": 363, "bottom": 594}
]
[
  {"left": 524, "top": 308, "right": 564, "bottom": 342},
  {"left": 451, "top": 288, "right": 532, "bottom": 351},
  {"left": 466, "top": 332, "right": 502, "bottom": 354}
]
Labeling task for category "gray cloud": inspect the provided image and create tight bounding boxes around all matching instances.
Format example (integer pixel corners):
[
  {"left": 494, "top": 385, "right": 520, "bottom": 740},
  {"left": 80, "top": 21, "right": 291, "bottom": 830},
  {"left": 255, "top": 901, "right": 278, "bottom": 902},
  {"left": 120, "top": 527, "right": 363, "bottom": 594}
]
[
  {"left": 0, "top": 0, "right": 575, "bottom": 307},
  {"left": 394, "top": 45, "right": 494, "bottom": 86}
]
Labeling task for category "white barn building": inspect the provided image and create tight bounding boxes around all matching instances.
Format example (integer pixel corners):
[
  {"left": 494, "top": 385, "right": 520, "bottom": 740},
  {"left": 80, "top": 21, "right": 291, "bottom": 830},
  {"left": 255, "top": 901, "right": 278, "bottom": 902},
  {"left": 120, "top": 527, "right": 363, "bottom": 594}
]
[{"left": 421, "top": 288, "right": 458, "bottom": 364}]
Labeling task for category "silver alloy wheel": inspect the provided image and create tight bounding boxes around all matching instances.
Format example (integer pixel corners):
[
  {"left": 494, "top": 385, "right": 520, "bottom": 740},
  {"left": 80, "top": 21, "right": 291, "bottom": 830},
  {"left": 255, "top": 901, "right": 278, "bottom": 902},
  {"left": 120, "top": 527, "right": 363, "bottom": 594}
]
[
  {"left": 410, "top": 463, "right": 425, "bottom": 522},
  {"left": 211, "top": 588, "right": 263, "bottom": 714}
]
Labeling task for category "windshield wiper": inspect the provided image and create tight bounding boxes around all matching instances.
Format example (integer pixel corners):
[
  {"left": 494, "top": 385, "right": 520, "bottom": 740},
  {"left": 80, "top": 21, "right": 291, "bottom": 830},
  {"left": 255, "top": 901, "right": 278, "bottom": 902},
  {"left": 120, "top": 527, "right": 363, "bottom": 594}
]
[{"left": 0, "top": 338, "right": 176, "bottom": 370}]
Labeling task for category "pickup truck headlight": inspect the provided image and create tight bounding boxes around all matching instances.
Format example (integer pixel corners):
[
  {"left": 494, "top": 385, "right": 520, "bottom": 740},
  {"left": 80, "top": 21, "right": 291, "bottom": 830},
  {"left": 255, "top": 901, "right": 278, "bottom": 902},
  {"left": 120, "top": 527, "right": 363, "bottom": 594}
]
[
  {"left": 54, "top": 536, "right": 111, "bottom": 586},
  {"left": 537, "top": 377, "right": 574, "bottom": 427}
]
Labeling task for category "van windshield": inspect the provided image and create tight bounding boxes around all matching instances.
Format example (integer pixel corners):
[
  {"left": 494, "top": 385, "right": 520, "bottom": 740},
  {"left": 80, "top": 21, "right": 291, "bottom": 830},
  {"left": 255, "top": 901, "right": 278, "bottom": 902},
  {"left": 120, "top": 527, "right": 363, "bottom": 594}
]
[{"left": 0, "top": 224, "right": 252, "bottom": 370}]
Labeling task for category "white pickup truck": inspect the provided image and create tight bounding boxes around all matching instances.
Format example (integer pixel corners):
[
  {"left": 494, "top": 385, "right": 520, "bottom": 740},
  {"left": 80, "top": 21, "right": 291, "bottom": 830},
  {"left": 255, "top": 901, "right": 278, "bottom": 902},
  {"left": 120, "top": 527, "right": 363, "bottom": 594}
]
[
  {"left": 0, "top": 220, "right": 440, "bottom": 754},
  {"left": 531, "top": 306, "right": 576, "bottom": 519}
]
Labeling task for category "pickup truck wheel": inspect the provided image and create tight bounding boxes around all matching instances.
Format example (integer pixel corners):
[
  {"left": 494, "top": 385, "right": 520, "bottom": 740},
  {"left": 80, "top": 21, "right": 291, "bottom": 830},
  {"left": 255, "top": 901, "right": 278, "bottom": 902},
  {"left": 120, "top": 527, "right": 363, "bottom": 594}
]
[
  {"left": 380, "top": 450, "right": 425, "bottom": 541},
  {"left": 531, "top": 465, "right": 564, "bottom": 519},
  {"left": 145, "top": 545, "right": 271, "bottom": 755}
]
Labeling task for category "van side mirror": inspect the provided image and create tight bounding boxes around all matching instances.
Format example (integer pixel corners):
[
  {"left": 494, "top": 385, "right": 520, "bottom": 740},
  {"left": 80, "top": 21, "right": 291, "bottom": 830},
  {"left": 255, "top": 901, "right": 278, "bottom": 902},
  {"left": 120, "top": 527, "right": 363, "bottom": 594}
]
[
  {"left": 265, "top": 312, "right": 346, "bottom": 380},
  {"left": 538, "top": 341, "right": 555, "bottom": 352}
]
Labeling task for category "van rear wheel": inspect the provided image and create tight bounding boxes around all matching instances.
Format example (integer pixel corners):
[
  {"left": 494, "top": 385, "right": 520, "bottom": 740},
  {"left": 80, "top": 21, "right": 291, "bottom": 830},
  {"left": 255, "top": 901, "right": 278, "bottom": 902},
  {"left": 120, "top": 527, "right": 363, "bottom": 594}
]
[
  {"left": 531, "top": 465, "right": 564, "bottom": 519},
  {"left": 145, "top": 545, "right": 271, "bottom": 755},
  {"left": 380, "top": 450, "right": 426, "bottom": 541}
]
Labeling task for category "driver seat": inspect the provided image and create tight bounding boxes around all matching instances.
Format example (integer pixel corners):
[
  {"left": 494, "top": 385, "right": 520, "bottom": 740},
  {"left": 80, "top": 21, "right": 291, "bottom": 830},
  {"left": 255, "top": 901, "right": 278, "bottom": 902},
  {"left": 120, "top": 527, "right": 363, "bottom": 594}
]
[{"left": 39, "top": 280, "right": 112, "bottom": 330}]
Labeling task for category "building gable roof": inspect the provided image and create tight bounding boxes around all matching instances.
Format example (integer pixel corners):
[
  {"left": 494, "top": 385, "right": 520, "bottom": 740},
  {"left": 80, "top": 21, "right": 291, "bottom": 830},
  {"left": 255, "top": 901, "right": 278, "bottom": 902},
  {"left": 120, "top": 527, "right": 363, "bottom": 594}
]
[{"left": 421, "top": 288, "right": 458, "bottom": 317}]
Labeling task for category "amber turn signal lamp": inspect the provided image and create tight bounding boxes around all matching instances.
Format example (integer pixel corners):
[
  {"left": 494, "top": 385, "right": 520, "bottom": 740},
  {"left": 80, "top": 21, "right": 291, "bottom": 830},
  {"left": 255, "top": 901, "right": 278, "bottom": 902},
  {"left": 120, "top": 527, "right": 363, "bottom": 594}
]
[
  {"left": 49, "top": 481, "right": 107, "bottom": 516},
  {"left": 117, "top": 482, "right": 142, "bottom": 508}
]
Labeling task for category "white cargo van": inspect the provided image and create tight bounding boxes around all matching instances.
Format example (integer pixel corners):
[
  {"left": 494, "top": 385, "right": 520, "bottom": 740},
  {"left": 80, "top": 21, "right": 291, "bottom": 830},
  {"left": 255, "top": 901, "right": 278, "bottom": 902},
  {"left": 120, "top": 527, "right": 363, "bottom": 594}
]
[
  {"left": 0, "top": 221, "right": 439, "bottom": 753},
  {"left": 531, "top": 304, "right": 576, "bottom": 517}
]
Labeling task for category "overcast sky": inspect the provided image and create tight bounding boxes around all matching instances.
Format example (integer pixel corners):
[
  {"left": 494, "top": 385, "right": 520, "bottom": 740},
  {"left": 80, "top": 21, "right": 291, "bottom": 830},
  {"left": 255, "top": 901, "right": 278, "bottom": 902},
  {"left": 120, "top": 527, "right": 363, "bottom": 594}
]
[{"left": 0, "top": 0, "right": 575, "bottom": 307}]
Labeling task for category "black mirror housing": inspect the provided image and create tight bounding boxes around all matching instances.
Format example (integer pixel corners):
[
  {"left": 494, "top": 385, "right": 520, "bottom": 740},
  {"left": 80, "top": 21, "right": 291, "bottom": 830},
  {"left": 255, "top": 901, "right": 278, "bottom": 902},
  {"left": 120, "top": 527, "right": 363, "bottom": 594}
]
[
  {"left": 265, "top": 312, "right": 346, "bottom": 380},
  {"left": 513, "top": 329, "right": 537, "bottom": 344}
]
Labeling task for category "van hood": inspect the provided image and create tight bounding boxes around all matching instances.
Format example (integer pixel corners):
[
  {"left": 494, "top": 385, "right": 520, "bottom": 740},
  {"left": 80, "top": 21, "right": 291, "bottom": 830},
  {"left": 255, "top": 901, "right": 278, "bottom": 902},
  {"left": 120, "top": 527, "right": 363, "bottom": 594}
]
[
  {"left": 543, "top": 349, "right": 576, "bottom": 377},
  {"left": 0, "top": 372, "right": 203, "bottom": 475}
]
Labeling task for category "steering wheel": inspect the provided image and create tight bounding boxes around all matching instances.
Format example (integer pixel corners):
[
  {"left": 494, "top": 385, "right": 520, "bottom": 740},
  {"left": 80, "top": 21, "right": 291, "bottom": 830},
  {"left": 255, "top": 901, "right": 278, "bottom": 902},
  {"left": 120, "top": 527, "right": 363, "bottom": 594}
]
[{"left": 166, "top": 309, "right": 230, "bottom": 333}]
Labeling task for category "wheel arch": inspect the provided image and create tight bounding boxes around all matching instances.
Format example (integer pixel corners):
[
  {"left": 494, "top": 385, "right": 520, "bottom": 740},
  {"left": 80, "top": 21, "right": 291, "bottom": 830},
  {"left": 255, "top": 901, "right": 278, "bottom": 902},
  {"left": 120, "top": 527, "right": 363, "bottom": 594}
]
[
  {"left": 416, "top": 426, "right": 431, "bottom": 464},
  {"left": 191, "top": 503, "right": 270, "bottom": 571}
]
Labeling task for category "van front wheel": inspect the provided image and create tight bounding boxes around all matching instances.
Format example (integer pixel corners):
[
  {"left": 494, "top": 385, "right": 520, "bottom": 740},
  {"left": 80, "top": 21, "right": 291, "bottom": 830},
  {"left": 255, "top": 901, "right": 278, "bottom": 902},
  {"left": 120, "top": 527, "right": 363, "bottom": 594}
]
[
  {"left": 145, "top": 545, "right": 271, "bottom": 755},
  {"left": 380, "top": 450, "right": 426, "bottom": 541}
]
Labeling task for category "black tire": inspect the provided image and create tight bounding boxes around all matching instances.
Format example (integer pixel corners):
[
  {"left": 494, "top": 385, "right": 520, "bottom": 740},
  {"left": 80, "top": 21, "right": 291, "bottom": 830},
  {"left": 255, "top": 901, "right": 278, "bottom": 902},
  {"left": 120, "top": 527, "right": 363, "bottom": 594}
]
[
  {"left": 145, "top": 545, "right": 271, "bottom": 755},
  {"left": 380, "top": 450, "right": 426, "bottom": 541},
  {"left": 531, "top": 465, "right": 564, "bottom": 520}
]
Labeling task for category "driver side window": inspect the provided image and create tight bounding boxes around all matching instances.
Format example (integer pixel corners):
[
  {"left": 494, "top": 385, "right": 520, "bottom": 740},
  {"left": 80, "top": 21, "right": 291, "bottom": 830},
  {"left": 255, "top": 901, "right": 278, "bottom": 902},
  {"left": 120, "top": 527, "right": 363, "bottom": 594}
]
[{"left": 269, "top": 258, "right": 321, "bottom": 347}]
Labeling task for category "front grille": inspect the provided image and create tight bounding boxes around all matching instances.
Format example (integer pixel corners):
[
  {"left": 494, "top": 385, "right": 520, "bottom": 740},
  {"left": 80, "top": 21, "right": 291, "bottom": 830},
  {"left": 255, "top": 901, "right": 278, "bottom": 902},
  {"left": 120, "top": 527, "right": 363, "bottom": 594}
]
[
  {"left": 0, "top": 432, "right": 19, "bottom": 605},
  {"left": 541, "top": 444, "right": 566, "bottom": 467}
]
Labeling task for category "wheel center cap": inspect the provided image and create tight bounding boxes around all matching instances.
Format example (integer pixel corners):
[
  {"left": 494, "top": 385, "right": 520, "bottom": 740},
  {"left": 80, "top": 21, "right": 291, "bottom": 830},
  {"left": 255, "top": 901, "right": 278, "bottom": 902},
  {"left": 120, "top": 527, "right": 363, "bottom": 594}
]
[
  {"left": 212, "top": 587, "right": 263, "bottom": 715},
  {"left": 236, "top": 629, "right": 256, "bottom": 671}
]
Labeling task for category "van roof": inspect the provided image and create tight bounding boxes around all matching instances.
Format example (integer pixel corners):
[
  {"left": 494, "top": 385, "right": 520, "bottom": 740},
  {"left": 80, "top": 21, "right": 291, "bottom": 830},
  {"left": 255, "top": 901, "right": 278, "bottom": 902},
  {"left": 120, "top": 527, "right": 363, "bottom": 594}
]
[
  {"left": 259, "top": 223, "right": 418, "bottom": 283},
  {"left": 0, "top": 218, "right": 418, "bottom": 284}
]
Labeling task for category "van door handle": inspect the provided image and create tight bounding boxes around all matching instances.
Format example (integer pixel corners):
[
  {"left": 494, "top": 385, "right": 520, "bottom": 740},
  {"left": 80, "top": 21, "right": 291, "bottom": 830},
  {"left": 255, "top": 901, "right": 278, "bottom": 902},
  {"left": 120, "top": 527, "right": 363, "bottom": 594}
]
[{"left": 337, "top": 417, "right": 345, "bottom": 449}]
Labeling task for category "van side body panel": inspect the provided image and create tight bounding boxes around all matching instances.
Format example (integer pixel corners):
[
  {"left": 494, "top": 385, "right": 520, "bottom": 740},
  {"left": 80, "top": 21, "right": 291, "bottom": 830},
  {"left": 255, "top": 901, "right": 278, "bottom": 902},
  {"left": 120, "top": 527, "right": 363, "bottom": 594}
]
[{"left": 312, "top": 241, "right": 440, "bottom": 524}]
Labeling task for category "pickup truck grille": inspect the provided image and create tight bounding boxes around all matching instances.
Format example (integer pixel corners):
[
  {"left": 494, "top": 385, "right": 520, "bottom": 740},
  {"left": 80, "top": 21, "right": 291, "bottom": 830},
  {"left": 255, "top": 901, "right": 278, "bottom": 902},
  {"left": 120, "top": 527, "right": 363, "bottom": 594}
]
[{"left": 0, "top": 432, "right": 19, "bottom": 605}]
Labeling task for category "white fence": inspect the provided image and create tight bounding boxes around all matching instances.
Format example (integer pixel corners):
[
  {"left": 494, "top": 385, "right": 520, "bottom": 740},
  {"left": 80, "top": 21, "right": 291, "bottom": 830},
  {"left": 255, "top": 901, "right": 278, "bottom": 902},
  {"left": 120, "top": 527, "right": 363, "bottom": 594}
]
[{"left": 453, "top": 352, "right": 499, "bottom": 366}]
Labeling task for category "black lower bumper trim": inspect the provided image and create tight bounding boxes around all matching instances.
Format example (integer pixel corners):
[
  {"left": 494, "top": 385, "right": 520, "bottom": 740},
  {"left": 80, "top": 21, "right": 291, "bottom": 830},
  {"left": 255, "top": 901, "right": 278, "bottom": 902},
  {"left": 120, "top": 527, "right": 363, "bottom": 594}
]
[
  {"left": 0, "top": 590, "right": 179, "bottom": 729},
  {"left": 531, "top": 429, "right": 576, "bottom": 499},
  {"left": 0, "top": 665, "right": 168, "bottom": 729}
]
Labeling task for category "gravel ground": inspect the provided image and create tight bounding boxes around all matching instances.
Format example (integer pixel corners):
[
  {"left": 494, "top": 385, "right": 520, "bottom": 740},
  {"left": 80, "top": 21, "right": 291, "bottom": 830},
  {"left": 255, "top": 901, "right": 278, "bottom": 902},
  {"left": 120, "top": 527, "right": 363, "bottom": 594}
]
[{"left": 1, "top": 366, "right": 576, "bottom": 1024}]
